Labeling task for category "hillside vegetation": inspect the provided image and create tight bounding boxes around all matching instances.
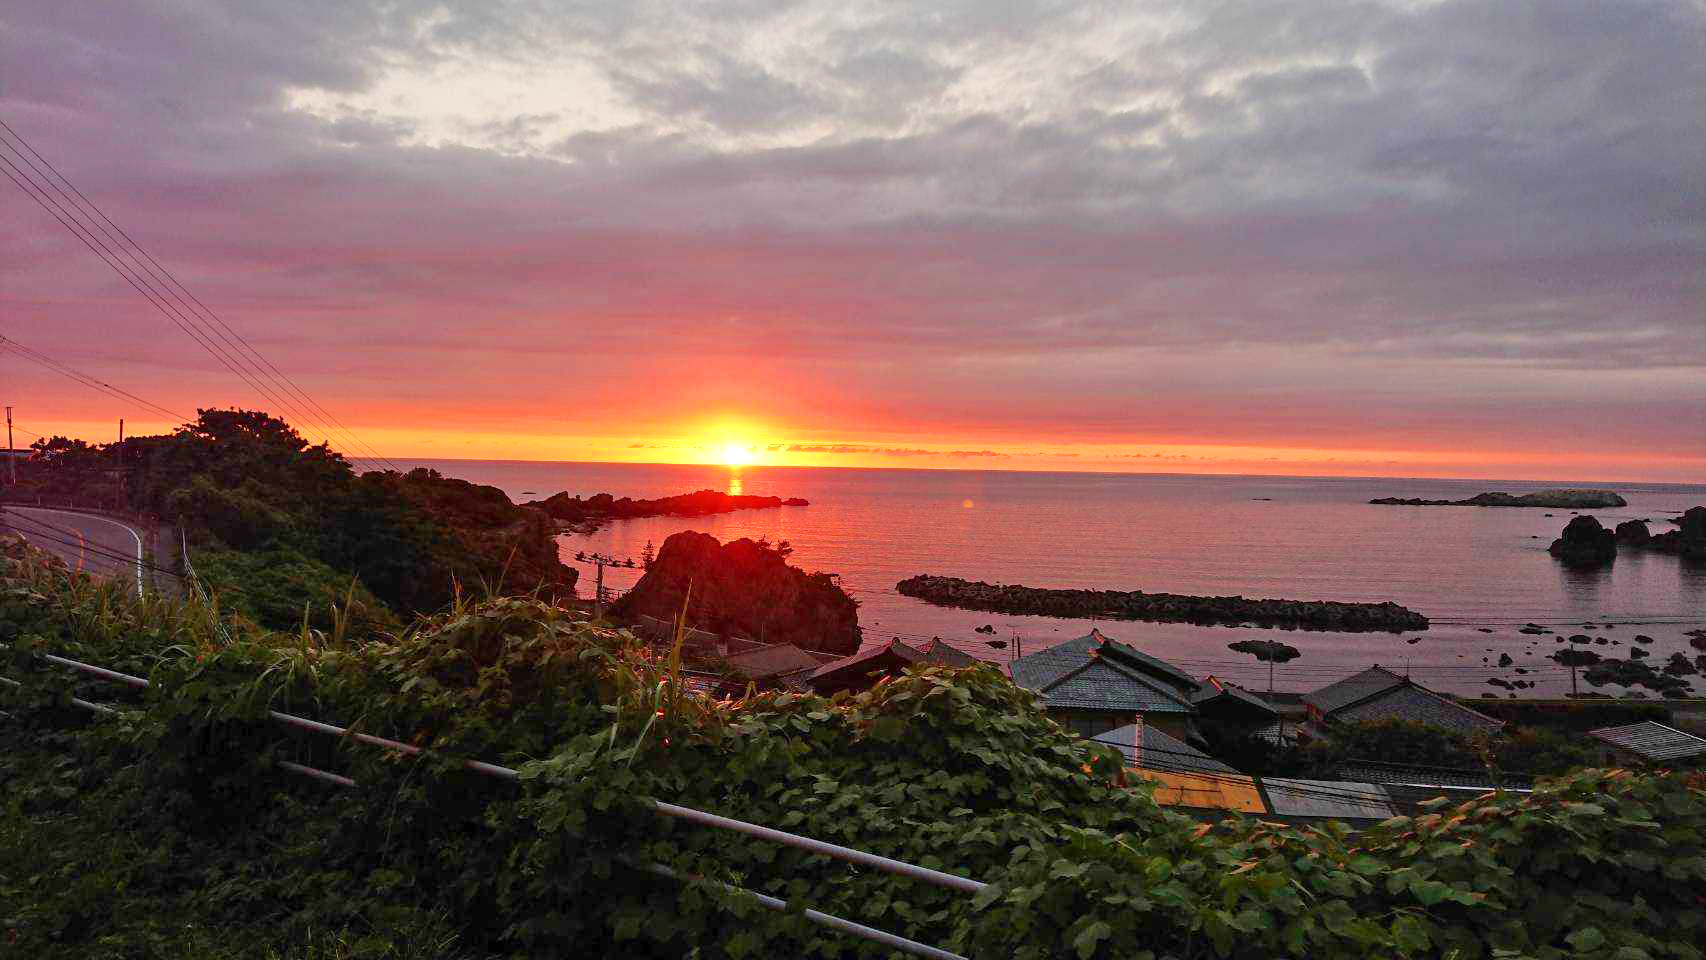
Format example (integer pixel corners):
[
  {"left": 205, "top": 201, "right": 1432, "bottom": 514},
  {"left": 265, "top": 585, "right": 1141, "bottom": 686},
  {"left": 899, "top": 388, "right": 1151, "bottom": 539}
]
[
  {"left": 7, "top": 410, "right": 576, "bottom": 629},
  {"left": 2, "top": 535, "right": 1704, "bottom": 959}
]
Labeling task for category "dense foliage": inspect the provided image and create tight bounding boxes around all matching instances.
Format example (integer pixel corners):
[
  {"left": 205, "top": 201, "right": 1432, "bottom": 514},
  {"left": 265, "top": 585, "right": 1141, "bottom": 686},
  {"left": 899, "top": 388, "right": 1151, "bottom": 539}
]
[
  {"left": 6, "top": 410, "right": 575, "bottom": 626},
  {"left": 3, "top": 535, "right": 1704, "bottom": 959}
]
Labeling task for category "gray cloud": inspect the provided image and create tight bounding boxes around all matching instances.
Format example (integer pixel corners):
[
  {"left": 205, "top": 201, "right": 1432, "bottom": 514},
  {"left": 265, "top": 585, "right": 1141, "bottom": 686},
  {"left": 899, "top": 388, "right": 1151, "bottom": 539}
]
[{"left": 0, "top": 0, "right": 1700, "bottom": 466}]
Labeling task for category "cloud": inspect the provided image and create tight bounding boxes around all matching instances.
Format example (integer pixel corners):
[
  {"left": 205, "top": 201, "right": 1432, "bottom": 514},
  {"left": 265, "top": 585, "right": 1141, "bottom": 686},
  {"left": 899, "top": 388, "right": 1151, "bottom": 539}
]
[{"left": 0, "top": 0, "right": 1701, "bottom": 470}]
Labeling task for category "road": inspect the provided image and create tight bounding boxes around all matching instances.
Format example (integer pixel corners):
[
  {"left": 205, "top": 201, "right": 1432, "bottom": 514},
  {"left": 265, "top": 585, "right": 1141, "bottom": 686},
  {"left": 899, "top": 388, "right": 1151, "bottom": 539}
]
[{"left": 1, "top": 505, "right": 147, "bottom": 597}]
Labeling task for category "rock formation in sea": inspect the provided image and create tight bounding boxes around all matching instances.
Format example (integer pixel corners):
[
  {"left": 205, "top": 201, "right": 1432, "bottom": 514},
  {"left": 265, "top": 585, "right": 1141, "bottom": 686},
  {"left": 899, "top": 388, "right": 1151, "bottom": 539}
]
[
  {"left": 523, "top": 489, "right": 809, "bottom": 531},
  {"left": 1614, "top": 519, "right": 1651, "bottom": 545},
  {"left": 1547, "top": 516, "right": 1617, "bottom": 567},
  {"left": 1369, "top": 489, "right": 1627, "bottom": 508},
  {"left": 613, "top": 530, "right": 860, "bottom": 655},
  {"left": 1640, "top": 506, "right": 1706, "bottom": 560},
  {"left": 894, "top": 575, "right": 1428, "bottom": 631}
]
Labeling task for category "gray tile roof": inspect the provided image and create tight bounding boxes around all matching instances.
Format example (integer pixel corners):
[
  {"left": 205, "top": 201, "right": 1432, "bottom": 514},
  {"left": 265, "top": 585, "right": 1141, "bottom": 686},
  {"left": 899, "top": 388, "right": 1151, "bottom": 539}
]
[
  {"left": 1009, "top": 631, "right": 1201, "bottom": 716},
  {"left": 1303, "top": 665, "right": 1408, "bottom": 714},
  {"left": 1334, "top": 683, "right": 1505, "bottom": 734},
  {"left": 1094, "top": 722, "right": 1238, "bottom": 774},
  {"left": 1035, "top": 657, "right": 1196, "bottom": 713},
  {"left": 722, "top": 643, "right": 825, "bottom": 680},
  {"left": 1190, "top": 676, "right": 1279, "bottom": 716},
  {"left": 1590, "top": 721, "right": 1706, "bottom": 761}
]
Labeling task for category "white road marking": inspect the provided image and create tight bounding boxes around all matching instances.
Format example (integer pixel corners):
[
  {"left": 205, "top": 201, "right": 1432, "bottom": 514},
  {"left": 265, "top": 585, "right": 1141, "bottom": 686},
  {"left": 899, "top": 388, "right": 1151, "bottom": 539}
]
[{"left": 13, "top": 507, "right": 146, "bottom": 598}]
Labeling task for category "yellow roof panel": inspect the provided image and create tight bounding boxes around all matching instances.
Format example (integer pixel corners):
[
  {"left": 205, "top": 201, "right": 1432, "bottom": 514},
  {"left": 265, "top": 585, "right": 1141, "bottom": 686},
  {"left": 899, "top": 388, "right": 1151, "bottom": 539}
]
[{"left": 1135, "top": 768, "right": 1266, "bottom": 813}]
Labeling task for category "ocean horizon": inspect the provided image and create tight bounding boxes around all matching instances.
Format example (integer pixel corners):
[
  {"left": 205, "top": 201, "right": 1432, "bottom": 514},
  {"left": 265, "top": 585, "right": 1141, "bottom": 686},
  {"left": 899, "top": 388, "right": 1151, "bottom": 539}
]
[{"left": 358, "top": 458, "right": 1706, "bottom": 700}]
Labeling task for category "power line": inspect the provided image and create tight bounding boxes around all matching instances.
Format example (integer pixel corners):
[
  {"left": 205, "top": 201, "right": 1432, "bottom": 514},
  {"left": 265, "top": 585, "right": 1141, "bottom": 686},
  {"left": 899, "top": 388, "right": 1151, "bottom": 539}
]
[
  {"left": 0, "top": 335, "right": 190, "bottom": 422},
  {"left": 0, "top": 120, "right": 404, "bottom": 473},
  {"left": 0, "top": 117, "right": 402, "bottom": 472},
  {"left": 0, "top": 510, "right": 185, "bottom": 582}
]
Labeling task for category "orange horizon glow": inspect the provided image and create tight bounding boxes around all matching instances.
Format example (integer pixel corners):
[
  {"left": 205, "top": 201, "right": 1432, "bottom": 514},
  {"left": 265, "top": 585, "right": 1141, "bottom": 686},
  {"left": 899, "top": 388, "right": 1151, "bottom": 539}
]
[{"left": 14, "top": 416, "right": 1704, "bottom": 485}]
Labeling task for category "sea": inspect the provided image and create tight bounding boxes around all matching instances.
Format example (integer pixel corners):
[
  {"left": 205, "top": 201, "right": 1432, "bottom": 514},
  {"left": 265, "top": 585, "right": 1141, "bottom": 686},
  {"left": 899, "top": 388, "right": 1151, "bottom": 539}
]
[{"left": 365, "top": 460, "right": 1706, "bottom": 699}]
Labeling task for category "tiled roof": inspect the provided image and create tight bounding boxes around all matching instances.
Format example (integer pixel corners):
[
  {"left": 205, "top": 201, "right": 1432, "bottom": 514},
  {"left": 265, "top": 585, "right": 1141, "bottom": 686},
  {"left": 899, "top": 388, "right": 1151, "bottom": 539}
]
[
  {"left": 1590, "top": 721, "right": 1706, "bottom": 761},
  {"left": 1095, "top": 722, "right": 1238, "bottom": 774},
  {"left": 1009, "top": 631, "right": 1199, "bottom": 714},
  {"left": 1303, "top": 665, "right": 1408, "bottom": 714},
  {"left": 1334, "top": 683, "right": 1505, "bottom": 734},
  {"left": 722, "top": 643, "right": 824, "bottom": 680},
  {"left": 1036, "top": 657, "right": 1196, "bottom": 714},
  {"left": 915, "top": 638, "right": 980, "bottom": 668},
  {"left": 806, "top": 639, "right": 923, "bottom": 686},
  {"left": 1190, "top": 676, "right": 1279, "bottom": 716}
]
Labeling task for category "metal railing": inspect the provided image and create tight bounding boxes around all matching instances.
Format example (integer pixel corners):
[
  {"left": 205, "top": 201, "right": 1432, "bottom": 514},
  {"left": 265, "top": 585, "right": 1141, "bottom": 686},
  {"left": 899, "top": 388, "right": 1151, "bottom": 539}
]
[{"left": 1, "top": 649, "right": 980, "bottom": 959}]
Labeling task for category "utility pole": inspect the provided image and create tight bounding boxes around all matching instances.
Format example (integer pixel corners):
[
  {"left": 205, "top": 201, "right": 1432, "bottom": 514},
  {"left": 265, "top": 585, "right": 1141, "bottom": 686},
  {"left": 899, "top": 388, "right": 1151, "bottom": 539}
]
[
  {"left": 117, "top": 418, "right": 125, "bottom": 509},
  {"left": 575, "top": 550, "right": 636, "bottom": 621},
  {"left": 4, "top": 406, "right": 14, "bottom": 486}
]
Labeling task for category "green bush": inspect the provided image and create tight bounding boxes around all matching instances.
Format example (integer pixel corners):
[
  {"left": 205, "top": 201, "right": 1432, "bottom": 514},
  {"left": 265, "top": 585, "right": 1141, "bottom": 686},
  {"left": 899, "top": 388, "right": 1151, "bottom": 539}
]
[{"left": 3, "top": 534, "right": 1704, "bottom": 959}]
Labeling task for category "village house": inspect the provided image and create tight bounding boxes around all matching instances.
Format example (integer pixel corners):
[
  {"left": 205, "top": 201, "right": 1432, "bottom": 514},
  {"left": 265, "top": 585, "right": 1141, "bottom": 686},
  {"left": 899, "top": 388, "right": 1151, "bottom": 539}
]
[
  {"left": 1588, "top": 720, "right": 1706, "bottom": 767},
  {"left": 1007, "top": 629, "right": 1236, "bottom": 740},
  {"left": 1302, "top": 665, "right": 1505, "bottom": 738}
]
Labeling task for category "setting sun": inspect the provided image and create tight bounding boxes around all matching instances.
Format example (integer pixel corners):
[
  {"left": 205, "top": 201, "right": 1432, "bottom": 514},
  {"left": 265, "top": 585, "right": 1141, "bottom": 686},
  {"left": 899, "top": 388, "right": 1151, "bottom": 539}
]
[{"left": 718, "top": 443, "right": 756, "bottom": 467}]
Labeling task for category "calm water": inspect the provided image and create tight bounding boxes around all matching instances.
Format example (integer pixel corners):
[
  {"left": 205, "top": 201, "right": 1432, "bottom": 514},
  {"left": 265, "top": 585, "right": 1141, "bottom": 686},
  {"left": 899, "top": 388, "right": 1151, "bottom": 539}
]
[{"left": 369, "top": 460, "right": 1706, "bottom": 698}]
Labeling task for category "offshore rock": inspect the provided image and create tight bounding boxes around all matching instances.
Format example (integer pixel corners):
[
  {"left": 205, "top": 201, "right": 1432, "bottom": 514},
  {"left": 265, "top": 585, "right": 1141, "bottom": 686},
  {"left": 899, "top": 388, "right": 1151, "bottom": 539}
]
[
  {"left": 1370, "top": 489, "right": 1627, "bottom": 508},
  {"left": 524, "top": 489, "right": 808, "bottom": 531},
  {"left": 1614, "top": 520, "right": 1651, "bottom": 545},
  {"left": 613, "top": 531, "right": 859, "bottom": 655},
  {"left": 1548, "top": 516, "right": 1617, "bottom": 568},
  {"left": 1641, "top": 506, "right": 1706, "bottom": 560},
  {"left": 894, "top": 575, "right": 1428, "bottom": 632}
]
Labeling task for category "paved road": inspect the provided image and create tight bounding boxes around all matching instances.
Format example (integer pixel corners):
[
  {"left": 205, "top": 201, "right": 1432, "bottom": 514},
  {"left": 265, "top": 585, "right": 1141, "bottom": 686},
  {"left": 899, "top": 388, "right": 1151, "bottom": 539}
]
[{"left": 1, "top": 505, "right": 146, "bottom": 596}]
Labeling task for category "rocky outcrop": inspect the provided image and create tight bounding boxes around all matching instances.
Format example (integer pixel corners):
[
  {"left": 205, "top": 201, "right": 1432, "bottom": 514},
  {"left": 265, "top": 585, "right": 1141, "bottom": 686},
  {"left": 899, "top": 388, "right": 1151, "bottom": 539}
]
[
  {"left": 1614, "top": 520, "right": 1651, "bottom": 545},
  {"left": 1370, "top": 489, "right": 1627, "bottom": 508},
  {"left": 894, "top": 575, "right": 1428, "bottom": 632},
  {"left": 524, "top": 489, "right": 809, "bottom": 531},
  {"left": 612, "top": 531, "right": 860, "bottom": 655},
  {"left": 1548, "top": 516, "right": 1617, "bottom": 567},
  {"left": 1641, "top": 506, "right": 1706, "bottom": 561}
]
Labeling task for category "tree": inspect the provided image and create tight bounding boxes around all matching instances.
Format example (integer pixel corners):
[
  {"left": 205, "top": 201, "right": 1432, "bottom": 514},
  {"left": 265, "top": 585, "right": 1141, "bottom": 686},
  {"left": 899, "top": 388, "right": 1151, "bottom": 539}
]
[{"left": 641, "top": 539, "right": 655, "bottom": 570}]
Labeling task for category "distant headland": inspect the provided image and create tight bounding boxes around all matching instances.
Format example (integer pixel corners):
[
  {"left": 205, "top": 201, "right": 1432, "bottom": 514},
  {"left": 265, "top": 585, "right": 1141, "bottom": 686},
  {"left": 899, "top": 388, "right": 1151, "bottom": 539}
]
[
  {"left": 895, "top": 574, "right": 1428, "bottom": 632},
  {"left": 523, "top": 488, "right": 808, "bottom": 531},
  {"left": 1369, "top": 489, "right": 1627, "bottom": 508}
]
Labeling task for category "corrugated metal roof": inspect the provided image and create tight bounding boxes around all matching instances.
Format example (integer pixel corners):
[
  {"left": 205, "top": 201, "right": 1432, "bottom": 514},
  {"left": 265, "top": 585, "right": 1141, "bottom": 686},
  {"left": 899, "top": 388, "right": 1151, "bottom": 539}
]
[
  {"left": 1335, "top": 684, "right": 1505, "bottom": 734},
  {"left": 1303, "top": 665, "right": 1407, "bottom": 714},
  {"left": 1096, "top": 722, "right": 1238, "bottom": 774},
  {"left": 1264, "top": 778, "right": 1396, "bottom": 820},
  {"left": 1590, "top": 721, "right": 1706, "bottom": 761},
  {"left": 1136, "top": 769, "right": 1266, "bottom": 813}
]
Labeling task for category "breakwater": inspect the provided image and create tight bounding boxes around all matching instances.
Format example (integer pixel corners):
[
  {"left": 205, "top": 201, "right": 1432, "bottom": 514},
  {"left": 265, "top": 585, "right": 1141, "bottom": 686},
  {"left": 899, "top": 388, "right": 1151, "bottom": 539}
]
[{"left": 895, "top": 575, "right": 1429, "bottom": 632}]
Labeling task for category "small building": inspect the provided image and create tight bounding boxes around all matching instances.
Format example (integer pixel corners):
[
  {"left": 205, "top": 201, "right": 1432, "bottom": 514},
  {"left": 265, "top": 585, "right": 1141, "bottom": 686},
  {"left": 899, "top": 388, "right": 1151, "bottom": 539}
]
[
  {"left": 1303, "top": 665, "right": 1505, "bottom": 737},
  {"left": 1588, "top": 721, "right": 1706, "bottom": 766},
  {"left": 717, "top": 643, "right": 825, "bottom": 695},
  {"left": 1191, "top": 675, "right": 1279, "bottom": 727},
  {"left": 803, "top": 637, "right": 984, "bottom": 695},
  {"left": 1008, "top": 629, "right": 1199, "bottom": 740}
]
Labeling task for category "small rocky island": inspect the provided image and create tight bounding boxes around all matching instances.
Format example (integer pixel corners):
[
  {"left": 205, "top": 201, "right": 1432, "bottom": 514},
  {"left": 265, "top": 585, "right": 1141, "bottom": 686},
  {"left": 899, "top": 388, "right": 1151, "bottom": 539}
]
[
  {"left": 1370, "top": 489, "right": 1627, "bottom": 508},
  {"left": 523, "top": 488, "right": 808, "bottom": 531},
  {"left": 614, "top": 530, "right": 860, "bottom": 654},
  {"left": 1549, "top": 506, "right": 1706, "bottom": 567},
  {"left": 895, "top": 575, "right": 1428, "bottom": 631}
]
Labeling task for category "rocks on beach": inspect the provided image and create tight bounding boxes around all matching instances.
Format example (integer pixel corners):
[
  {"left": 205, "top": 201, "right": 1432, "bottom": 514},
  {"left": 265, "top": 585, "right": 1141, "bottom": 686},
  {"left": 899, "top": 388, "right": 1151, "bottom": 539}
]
[
  {"left": 1545, "top": 505, "right": 1706, "bottom": 568},
  {"left": 1369, "top": 489, "right": 1627, "bottom": 508},
  {"left": 894, "top": 574, "right": 1428, "bottom": 631}
]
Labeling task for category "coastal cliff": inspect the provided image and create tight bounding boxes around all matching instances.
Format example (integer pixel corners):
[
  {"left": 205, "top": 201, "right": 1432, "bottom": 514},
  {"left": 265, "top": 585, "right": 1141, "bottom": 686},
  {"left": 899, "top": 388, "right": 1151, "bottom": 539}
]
[
  {"left": 895, "top": 574, "right": 1428, "bottom": 631},
  {"left": 524, "top": 488, "right": 808, "bottom": 531},
  {"left": 613, "top": 530, "right": 860, "bottom": 654},
  {"left": 1370, "top": 489, "right": 1627, "bottom": 508}
]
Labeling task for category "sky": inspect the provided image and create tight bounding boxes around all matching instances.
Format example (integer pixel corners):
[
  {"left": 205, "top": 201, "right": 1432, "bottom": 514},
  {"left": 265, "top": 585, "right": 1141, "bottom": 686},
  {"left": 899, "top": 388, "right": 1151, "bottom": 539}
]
[{"left": 1, "top": 0, "right": 1702, "bottom": 482}]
